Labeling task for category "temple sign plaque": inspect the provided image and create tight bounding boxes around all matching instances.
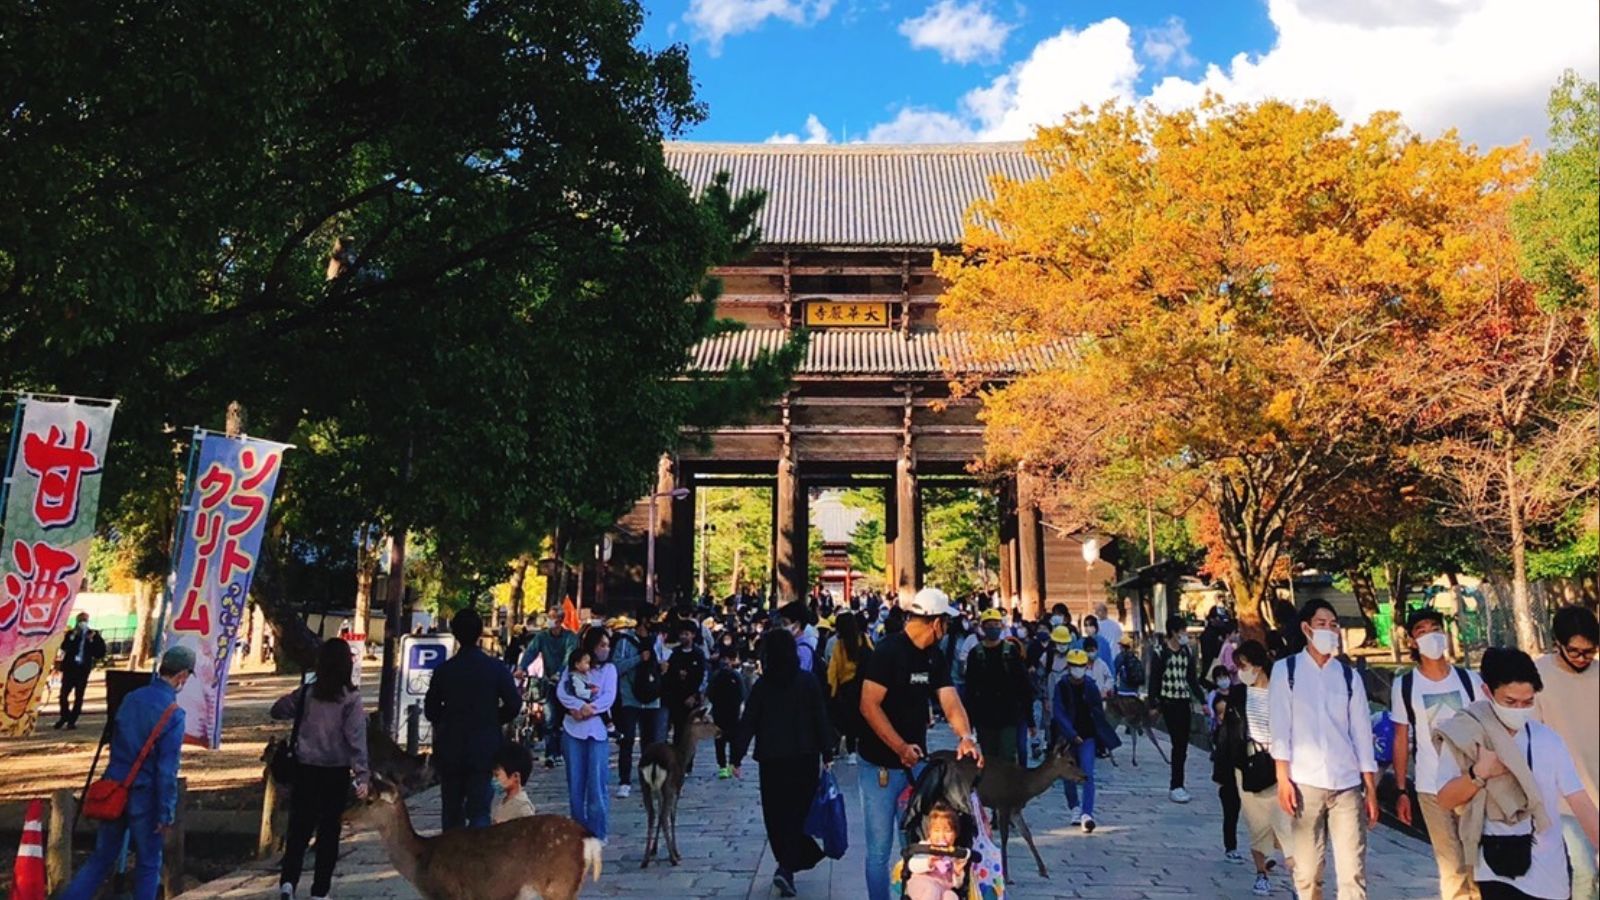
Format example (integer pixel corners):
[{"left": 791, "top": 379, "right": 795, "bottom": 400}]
[{"left": 803, "top": 300, "right": 891, "bottom": 328}]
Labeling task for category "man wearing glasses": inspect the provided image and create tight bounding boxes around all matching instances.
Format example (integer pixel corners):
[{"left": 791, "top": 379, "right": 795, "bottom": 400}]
[{"left": 1535, "top": 605, "right": 1599, "bottom": 900}]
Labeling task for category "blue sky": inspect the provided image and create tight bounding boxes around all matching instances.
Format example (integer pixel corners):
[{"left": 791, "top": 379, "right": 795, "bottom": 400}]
[{"left": 636, "top": 0, "right": 1598, "bottom": 148}]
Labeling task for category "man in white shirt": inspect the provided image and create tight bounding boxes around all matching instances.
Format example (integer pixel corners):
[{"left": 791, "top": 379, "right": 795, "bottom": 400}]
[
  {"left": 1270, "top": 599, "right": 1379, "bottom": 900},
  {"left": 1436, "top": 647, "right": 1600, "bottom": 900},
  {"left": 1392, "top": 608, "right": 1484, "bottom": 900},
  {"left": 1093, "top": 601, "right": 1123, "bottom": 653}
]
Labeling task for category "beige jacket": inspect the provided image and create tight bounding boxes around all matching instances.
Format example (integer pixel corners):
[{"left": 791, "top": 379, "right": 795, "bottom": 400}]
[{"left": 1432, "top": 700, "right": 1551, "bottom": 873}]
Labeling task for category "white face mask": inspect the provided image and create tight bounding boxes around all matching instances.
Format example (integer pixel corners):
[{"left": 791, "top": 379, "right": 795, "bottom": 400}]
[
  {"left": 1491, "top": 699, "right": 1534, "bottom": 731},
  {"left": 1068, "top": 666, "right": 1087, "bottom": 679},
  {"left": 1237, "top": 666, "right": 1258, "bottom": 685},
  {"left": 1309, "top": 628, "right": 1340, "bottom": 655},
  {"left": 1177, "top": 634, "right": 1191, "bottom": 648},
  {"left": 1050, "top": 615, "right": 1064, "bottom": 627},
  {"left": 1216, "top": 677, "right": 1231, "bottom": 690},
  {"left": 1416, "top": 632, "right": 1449, "bottom": 660}
]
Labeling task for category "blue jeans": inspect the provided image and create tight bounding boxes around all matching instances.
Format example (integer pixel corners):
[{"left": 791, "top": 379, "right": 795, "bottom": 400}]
[
  {"left": 861, "top": 764, "right": 920, "bottom": 900},
  {"left": 1061, "top": 738, "right": 1097, "bottom": 815},
  {"left": 60, "top": 804, "right": 162, "bottom": 900},
  {"left": 544, "top": 685, "right": 567, "bottom": 760},
  {"left": 563, "top": 732, "right": 610, "bottom": 840}
]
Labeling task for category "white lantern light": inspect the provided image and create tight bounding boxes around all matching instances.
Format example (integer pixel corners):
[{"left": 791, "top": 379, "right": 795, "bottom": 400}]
[{"left": 1081, "top": 537, "right": 1101, "bottom": 564}]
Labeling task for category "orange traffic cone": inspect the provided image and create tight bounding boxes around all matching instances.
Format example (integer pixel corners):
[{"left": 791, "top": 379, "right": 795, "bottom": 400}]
[{"left": 9, "top": 798, "right": 46, "bottom": 900}]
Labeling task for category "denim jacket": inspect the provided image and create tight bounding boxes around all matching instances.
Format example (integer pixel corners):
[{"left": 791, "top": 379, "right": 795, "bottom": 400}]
[{"left": 105, "top": 680, "right": 186, "bottom": 824}]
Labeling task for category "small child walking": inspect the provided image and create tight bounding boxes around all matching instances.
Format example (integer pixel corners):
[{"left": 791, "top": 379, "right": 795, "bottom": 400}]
[
  {"left": 491, "top": 740, "right": 537, "bottom": 824},
  {"left": 707, "top": 649, "right": 745, "bottom": 779},
  {"left": 1206, "top": 664, "right": 1244, "bottom": 862}
]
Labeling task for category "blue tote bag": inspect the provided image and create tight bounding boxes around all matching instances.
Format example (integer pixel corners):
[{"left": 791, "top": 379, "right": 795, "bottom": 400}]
[{"left": 804, "top": 769, "right": 849, "bottom": 859}]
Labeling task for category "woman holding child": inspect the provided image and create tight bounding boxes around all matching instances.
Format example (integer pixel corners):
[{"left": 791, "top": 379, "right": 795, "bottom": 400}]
[{"left": 556, "top": 626, "right": 617, "bottom": 842}]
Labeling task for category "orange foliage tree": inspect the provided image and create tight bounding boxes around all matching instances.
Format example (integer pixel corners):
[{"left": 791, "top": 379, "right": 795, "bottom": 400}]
[{"left": 938, "top": 98, "right": 1532, "bottom": 638}]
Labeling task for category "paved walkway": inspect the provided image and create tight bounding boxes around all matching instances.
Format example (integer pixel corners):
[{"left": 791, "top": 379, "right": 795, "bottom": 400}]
[{"left": 178, "top": 727, "right": 1442, "bottom": 899}]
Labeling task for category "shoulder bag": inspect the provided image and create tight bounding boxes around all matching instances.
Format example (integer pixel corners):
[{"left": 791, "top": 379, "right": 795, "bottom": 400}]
[{"left": 83, "top": 703, "right": 179, "bottom": 821}]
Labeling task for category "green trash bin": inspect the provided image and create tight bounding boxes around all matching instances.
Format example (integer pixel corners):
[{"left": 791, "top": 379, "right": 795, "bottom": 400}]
[{"left": 1373, "top": 601, "right": 1394, "bottom": 649}]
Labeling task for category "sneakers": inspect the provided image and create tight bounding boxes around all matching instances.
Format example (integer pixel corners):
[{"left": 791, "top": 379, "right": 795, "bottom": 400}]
[
  {"left": 773, "top": 869, "right": 797, "bottom": 897},
  {"left": 1080, "top": 814, "right": 1096, "bottom": 833},
  {"left": 1252, "top": 873, "right": 1272, "bottom": 896},
  {"left": 615, "top": 783, "right": 632, "bottom": 799},
  {"left": 279, "top": 885, "right": 294, "bottom": 899},
  {"left": 846, "top": 752, "right": 859, "bottom": 766},
  {"left": 544, "top": 756, "right": 557, "bottom": 769},
  {"left": 1067, "top": 806, "right": 1081, "bottom": 821},
  {"left": 1225, "top": 849, "right": 1247, "bottom": 863},
  {"left": 716, "top": 767, "right": 733, "bottom": 780},
  {"left": 1170, "top": 787, "right": 1192, "bottom": 803}
]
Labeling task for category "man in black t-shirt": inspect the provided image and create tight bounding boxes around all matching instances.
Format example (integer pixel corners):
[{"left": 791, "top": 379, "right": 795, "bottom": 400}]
[{"left": 858, "top": 588, "right": 981, "bottom": 900}]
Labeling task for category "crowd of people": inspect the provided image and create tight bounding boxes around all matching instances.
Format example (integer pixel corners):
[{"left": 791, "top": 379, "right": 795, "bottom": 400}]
[{"left": 49, "top": 581, "right": 1598, "bottom": 900}]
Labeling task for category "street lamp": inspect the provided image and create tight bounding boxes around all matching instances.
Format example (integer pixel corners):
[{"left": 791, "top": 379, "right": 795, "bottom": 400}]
[{"left": 647, "top": 487, "right": 691, "bottom": 608}]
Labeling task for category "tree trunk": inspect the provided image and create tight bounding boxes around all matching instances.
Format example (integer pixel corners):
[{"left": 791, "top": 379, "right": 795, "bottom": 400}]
[
  {"left": 1382, "top": 562, "right": 1408, "bottom": 663},
  {"left": 251, "top": 529, "right": 319, "bottom": 671},
  {"left": 378, "top": 530, "right": 408, "bottom": 729},
  {"left": 353, "top": 531, "right": 379, "bottom": 638},
  {"left": 1346, "top": 568, "right": 1380, "bottom": 647},
  {"left": 507, "top": 556, "right": 530, "bottom": 626},
  {"left": 1505, "top": 452, "right": 1543, "bottom": 652},
  {"left": 129, "top": 578, "right": 157, "bottom": 670}
]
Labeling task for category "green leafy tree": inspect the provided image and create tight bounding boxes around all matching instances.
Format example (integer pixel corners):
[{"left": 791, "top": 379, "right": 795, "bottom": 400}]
[{"left": 0, "top": 0, "right": 797, "bottom": 663}]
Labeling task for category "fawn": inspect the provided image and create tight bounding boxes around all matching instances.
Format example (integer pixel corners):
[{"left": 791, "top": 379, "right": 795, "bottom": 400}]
[
  {"left": 638, "top": 707, "right": 719, "bottom": 868},
  {"left": 356, "top": 774, "right": 602, "bottom": 900},
  {"left": 929, "top": 742, "right": 1087, "bottom": 880}
]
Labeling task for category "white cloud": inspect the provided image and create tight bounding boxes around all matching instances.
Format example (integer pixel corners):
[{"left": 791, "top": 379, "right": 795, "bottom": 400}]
[
  {"left": 1144, "top": 0, "right": 1597, "bottom": 148},
  {"left": 865, "top": 108, "right": 977, "bottom": 142},
  {"left": 864, "top": 0, "right": 1598, "bottom": 147},
  {"left": 898, "top": 0, "right": 1016, "bottom": 64},
  {"left": 767, "top": 114, "right": 834, "bottom": 144},
  {"left": 686, "top": 0, "right": 835, "bottom": 56},
  {"left": 1140, "top": 16, "right": 1195, "bottom": 70}
]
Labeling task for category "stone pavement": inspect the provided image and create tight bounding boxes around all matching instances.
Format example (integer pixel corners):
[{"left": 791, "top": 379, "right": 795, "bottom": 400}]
[{"left": 177, "top": 726, "right": 1442, "bottom": 899}]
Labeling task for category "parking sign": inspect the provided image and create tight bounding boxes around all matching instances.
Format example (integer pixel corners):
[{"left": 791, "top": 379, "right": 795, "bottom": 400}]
[{"left": 394, "top": 634, "right": 454, "bottom": 746}]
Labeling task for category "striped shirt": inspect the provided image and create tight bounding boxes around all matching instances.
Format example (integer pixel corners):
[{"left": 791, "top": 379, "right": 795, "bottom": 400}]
[{"left": 1245, "top": 685, "right": 1272, "bottom": 746}]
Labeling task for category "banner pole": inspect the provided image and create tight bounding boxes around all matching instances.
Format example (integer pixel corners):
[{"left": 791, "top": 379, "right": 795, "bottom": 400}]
[
  {"left": 0, "top": 395, "right": 27, "bottom": 543},
  {"left": 151, "top": 430, "right": 204, "bottom": 670}
]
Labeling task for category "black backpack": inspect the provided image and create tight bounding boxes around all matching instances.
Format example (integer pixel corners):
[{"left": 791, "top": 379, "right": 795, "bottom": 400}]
[
  {"left": 1116, "top": 650, "right": 1145, "bottom": 689},
  {"left": 619, "top": 633, "right": 663, "bottom": 704}
]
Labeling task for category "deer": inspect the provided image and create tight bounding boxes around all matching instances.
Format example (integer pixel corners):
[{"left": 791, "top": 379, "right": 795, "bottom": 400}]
[
  {"left": 928, "top": 741, "right": 1087, "bottom": 881},
  {"left": 638, "top": 706, "right": 719, "bottom": 868},
  {"left": 355, "top": 774, "right": 603, "bottom": 900},
  {"left": 1103, "top": 694, "right": 1170, "bottom": 768}
]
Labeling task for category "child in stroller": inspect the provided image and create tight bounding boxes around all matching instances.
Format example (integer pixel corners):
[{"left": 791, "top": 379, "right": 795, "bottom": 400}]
[
  {"left": 905, "top": 803, "right": 970, "bottom": 900},
  {"left": 891, "top": 757, "right": 1006, "bottom": 899}
]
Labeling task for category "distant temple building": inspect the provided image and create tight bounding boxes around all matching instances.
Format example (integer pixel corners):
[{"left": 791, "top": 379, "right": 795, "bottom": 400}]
[{"left": 604, "top": 142, "right": 1117, "bottom": 619}]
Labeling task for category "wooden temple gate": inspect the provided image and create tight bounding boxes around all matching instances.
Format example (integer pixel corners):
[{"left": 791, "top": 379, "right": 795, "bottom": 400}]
[{"left": 603, "top": 142, "right": 1117, "bottom": 620}]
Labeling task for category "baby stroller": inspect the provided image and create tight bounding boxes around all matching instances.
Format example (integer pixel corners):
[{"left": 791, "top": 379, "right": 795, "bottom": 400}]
[{"left": 889, "top": 757, "right": 1007, "bottom": 900}]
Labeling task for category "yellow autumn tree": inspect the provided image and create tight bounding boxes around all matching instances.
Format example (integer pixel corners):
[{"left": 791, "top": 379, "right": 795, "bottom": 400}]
[{"left": 938, "top": 98, "right": 1532, "bottom": 636}]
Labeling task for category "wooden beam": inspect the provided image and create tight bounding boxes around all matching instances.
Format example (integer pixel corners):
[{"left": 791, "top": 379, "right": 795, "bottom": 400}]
[
  {"left": 791, "top": 396, "right": 980, "bottom": 408},
  {"left": 712, "top": 265, "right": 937, "bottom": 277}
]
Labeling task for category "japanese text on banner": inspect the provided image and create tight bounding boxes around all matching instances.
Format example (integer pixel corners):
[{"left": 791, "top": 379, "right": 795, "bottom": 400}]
[
  {"left": 0, "top": 398, "right": 116, "bottom": 737},
  {"left": 163, "top": 433, "right": 288, "bottom": 748}
]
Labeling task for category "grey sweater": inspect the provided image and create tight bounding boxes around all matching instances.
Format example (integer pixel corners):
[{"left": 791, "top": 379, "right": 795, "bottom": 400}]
[{"left": 271, "top": 686, "right": 370, "bottom": 784}]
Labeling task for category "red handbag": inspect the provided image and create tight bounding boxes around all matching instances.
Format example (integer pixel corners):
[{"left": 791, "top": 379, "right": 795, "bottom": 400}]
[{"left": 83, "top": 703, "right": 178, "bottom": 821}]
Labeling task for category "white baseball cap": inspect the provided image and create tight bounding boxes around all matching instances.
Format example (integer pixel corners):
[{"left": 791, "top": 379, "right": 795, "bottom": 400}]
[{"left": 904, "top": 588, "right": 953, "bottom": 617}]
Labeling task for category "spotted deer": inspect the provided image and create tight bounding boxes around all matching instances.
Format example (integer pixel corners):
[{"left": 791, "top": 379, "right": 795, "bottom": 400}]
[
  {"left": 356, "top": 774, "right": 602, "bottom": 900},
  {"left": 638, "top": 707, "right": 719, "bottom": 867}
]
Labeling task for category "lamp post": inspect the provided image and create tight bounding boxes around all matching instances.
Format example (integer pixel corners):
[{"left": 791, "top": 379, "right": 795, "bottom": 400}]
[{"left": 647, "top": 487, "right": 690, "bottom": 608}]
